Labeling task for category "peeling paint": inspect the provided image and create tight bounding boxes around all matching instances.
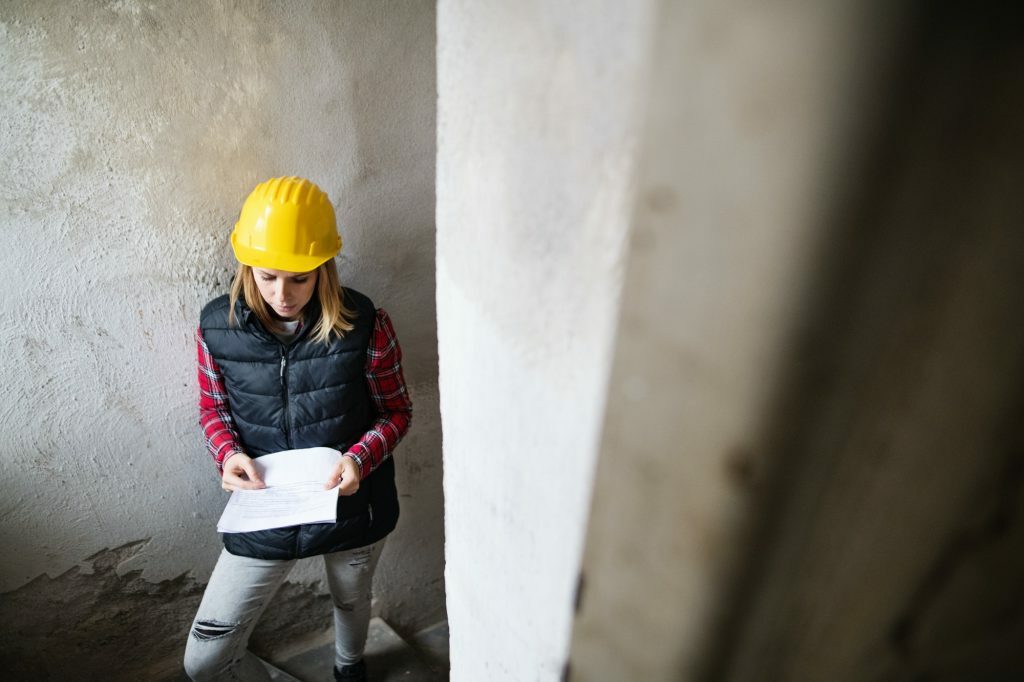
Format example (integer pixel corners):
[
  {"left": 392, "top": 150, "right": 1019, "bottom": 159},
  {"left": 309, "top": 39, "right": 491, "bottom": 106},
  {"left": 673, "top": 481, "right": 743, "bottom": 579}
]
[
  {"left": 0, "top": 541, "right": 341, "bottom": 679},
  {"left": 0, "top": 541, "right": 202, "bottom": 680}
]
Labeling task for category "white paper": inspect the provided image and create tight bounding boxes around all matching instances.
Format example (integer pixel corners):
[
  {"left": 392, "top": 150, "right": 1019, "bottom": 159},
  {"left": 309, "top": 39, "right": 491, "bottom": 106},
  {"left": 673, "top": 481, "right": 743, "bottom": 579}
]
[{"left": 217, "top": 447, "right": 342, "bottom": 533}]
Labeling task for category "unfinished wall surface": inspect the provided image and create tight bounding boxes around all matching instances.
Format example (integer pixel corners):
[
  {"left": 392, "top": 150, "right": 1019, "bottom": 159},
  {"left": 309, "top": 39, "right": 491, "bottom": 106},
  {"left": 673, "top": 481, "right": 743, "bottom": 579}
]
[
  {"left": 436, "top": 1, "right": 655, "bottom": 679},
  {"left": 568, "top": 0, "right": 895, "bottom": 676},
  {"left": 570, "top": 1, "right": 1024, "bottom": 680},
  {"left": 0, "top": 1, "right": 441, "bottom": 678},
  {"left": 716, "top": 4, "right": 1024, "bottom": 679}
]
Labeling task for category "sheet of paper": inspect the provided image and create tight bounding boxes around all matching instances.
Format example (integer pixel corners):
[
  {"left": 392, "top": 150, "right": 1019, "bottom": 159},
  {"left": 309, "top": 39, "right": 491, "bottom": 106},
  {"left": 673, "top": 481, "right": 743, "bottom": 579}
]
[{"left": 217, "top": 447, "right": 342, "bottom": 534}]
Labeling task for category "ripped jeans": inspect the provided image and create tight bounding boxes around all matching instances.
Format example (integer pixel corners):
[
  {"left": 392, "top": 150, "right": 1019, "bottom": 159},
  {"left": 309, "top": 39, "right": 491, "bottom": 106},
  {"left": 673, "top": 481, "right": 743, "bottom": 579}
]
[{"left": 183, "top": 541, "right": 385, "bottom": 681}]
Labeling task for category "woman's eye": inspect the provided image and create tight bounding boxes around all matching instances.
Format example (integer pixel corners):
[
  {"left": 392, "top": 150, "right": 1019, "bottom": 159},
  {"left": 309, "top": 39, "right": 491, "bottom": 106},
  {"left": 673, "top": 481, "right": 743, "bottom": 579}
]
[
  {"left": 260, "top": 276, "right": 274, "bottom": 282},
  {"left": 293, "top": 278, "right": 308, "bottom": 284}
]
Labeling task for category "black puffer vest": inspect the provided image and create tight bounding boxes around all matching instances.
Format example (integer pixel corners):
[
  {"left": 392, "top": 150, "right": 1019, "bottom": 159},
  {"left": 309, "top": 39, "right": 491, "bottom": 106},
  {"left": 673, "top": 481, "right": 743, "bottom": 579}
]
[{"left": 199, "top": 287, "right": 399, "bottom": 560}]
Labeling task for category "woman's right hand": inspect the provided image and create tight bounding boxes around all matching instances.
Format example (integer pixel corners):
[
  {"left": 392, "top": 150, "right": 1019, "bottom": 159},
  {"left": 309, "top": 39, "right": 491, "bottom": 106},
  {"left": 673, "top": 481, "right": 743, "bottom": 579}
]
[{"left": 221, "top": 452, "right": 266, "bottom": 492}]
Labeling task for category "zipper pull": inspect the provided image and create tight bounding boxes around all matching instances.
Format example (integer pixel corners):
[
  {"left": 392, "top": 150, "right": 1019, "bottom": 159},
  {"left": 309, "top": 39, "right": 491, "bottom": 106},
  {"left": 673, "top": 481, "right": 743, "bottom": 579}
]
[{"left": 280, "top": 355, "right": 286, "bottom": 379}]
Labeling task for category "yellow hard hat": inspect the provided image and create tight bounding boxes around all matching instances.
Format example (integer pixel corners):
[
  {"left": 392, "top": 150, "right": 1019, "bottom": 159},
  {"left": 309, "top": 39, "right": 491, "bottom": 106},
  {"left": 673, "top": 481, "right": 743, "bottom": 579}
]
[{"left": 230, "top": 176, "right": 341, "bottom": 272}]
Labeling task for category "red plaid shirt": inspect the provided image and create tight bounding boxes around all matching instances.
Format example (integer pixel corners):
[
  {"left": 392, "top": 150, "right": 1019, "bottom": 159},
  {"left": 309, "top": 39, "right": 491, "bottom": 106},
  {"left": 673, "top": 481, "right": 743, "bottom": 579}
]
[{"left": 197, "top": 308, "right": 412, "bottom": 478}]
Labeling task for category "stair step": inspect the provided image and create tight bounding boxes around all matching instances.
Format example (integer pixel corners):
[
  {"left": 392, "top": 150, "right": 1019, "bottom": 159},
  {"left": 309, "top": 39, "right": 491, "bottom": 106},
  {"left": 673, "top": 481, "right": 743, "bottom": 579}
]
[
  {"left": 270, "top": 616, "right": 443, "bottom": 681},
  {"left": 407, "top": 620, "right": 450, "bottom": 672},
  {"left": 259, "top": 656, "right": 303, "bottom": 682}
]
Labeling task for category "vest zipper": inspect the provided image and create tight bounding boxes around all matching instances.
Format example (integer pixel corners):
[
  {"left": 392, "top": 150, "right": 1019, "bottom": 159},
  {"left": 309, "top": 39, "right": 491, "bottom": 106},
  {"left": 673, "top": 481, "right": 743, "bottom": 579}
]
[{"left": 280, "top": 348, "right": 292, "bottom": 449}]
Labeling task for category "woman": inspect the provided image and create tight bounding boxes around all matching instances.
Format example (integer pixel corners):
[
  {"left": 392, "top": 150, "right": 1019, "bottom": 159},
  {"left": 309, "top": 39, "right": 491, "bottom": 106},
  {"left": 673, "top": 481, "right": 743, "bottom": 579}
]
[{"left": 184, "top": 177, "right": 412, "bottom": 682}]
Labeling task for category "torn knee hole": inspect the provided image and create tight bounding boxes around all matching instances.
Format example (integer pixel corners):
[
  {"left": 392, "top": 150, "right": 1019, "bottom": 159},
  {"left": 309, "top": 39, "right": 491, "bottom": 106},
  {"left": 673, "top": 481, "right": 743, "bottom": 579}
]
[
  {"left": 348, "top": 549, "right": 373, "bottom": 567},
  {"left": 335, "top": 601, "right": 357, "bottom": 612},
  {"left": 192, "top": 619, "right": 239, "bottom": 641}
]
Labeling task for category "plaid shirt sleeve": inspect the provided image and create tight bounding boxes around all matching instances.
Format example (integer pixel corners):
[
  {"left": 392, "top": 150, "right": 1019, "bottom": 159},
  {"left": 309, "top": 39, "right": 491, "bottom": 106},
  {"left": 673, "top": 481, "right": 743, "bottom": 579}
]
[
  {"left": 344, "top": 308, "right": 413, "bottom": 478},
  {"left": 196, "top": 328, "right": 243, "bottom": 474}
]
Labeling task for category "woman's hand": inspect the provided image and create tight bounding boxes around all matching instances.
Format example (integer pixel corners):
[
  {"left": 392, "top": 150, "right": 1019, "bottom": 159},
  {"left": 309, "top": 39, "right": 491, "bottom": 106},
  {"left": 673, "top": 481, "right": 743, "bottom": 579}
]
[
  {"left": 325, "top": 455, "right": 361, "bottom": 496},
  {"left": 221, "top": 452, "right": 266, "bottom": 492}
]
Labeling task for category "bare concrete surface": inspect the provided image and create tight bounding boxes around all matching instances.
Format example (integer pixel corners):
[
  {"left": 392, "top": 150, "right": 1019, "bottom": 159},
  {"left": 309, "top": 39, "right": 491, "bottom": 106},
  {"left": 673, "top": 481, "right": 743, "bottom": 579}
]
[
  {"left": 435, "top": 1, "right": 657, "bottom": 677},
  {"left": 569, "top": 1, "right": 1024, "bottom": 680},
  {"left": 260, "top": 657, "right": 303, "bottom": 682},
  {"left": 272, "top": 617, "right": 446, "bottom": 682},
  {"left": 406, "top": 620, "right": 450, "bottom": 673}
]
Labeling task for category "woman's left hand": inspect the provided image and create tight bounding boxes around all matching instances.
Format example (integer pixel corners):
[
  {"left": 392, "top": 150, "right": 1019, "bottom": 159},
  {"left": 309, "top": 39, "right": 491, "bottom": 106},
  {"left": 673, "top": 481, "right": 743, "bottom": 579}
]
[{"left": 325, "top": 455, "right": 361, "bottom": 496}]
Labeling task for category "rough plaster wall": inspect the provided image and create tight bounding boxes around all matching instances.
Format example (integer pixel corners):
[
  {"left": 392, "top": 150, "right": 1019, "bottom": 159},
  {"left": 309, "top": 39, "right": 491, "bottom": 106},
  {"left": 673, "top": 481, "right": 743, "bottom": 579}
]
[
  {"left": 436, "top": 1, "right": 655, "bottom": 679},
  {"left": 0, "top": 1, "right": 441, "bottom": 677}
]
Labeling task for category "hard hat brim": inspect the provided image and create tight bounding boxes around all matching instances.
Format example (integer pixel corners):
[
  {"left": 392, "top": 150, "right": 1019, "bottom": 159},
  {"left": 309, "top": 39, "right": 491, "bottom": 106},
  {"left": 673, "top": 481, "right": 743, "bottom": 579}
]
[{"left": 231, "top": 231, "right": 338, "bottom": 273}]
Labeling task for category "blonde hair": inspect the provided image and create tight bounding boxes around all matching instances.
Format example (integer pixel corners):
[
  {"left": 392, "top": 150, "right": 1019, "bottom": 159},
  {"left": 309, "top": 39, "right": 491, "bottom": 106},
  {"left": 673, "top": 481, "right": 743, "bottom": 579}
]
[{"left": 228, "top": 261, "right": 356, "bottom": 343}]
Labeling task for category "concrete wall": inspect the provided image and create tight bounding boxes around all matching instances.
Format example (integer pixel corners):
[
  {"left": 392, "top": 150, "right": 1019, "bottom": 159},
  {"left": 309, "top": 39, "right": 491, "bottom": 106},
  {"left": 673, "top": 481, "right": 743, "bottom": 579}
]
[
  {"left": 568, "top": 1, "right": 894, "bottom": 677},
  {"left": 716, "top": 3, "right": 1024, "bottom": 678},
  {"left": 0, "top": 1, "right": 441, "bottom": 678},
  {"left": 570, "top": 1, "right": 1024, "bottom": 680},
  {"left": 436, "top": 1, "right": 655, "bottom": 679}
]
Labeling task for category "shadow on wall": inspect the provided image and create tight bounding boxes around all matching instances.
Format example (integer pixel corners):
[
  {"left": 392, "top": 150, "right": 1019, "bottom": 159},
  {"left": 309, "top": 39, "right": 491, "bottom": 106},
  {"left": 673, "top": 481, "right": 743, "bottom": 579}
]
[
  {"left": 703, "top": 2, "right": 1024, "bottom": 679},
  {"left": 568, "top": 0, "right": 1024, "bottom": 680}
]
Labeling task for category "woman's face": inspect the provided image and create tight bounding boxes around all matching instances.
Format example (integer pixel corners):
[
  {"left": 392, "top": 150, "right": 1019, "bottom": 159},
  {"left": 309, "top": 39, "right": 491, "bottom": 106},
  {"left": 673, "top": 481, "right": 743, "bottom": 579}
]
[{"left": 252, "top": 267, "right": 318, "bottom": 320}]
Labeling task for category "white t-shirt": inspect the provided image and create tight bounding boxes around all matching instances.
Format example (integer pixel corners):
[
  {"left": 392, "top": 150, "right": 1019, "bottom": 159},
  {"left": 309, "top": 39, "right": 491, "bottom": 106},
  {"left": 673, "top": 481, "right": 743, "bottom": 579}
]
[{"left": 274, "top": 319, "right": 301, "bottom": 343}]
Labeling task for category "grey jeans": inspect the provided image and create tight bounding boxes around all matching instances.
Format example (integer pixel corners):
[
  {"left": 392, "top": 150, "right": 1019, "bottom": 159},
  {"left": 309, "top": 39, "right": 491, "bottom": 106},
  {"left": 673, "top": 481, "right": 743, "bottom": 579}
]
[{"left": 183, "top": 540, "right": 385, "bottom": 681}]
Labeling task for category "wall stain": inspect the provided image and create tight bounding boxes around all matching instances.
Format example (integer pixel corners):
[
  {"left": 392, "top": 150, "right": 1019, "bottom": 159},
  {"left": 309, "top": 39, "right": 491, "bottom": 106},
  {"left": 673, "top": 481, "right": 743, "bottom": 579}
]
[{"left": 0, "top": 540, "right": 333, "bottom": 681}]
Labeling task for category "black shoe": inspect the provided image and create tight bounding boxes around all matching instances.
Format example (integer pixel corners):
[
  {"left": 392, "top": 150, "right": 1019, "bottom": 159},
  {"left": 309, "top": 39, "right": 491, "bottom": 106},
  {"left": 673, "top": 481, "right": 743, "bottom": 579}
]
[{"left": 334, "top": 659, "right": 367, "bottom": 682}]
